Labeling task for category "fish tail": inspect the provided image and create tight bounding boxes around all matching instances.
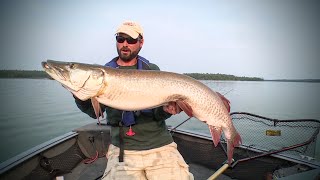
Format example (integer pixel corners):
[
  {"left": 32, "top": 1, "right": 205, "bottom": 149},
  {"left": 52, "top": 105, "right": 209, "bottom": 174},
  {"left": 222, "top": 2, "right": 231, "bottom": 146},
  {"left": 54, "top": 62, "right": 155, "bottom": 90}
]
[{"left": 227, "top": 132, "right": 242, "bottom": 165}]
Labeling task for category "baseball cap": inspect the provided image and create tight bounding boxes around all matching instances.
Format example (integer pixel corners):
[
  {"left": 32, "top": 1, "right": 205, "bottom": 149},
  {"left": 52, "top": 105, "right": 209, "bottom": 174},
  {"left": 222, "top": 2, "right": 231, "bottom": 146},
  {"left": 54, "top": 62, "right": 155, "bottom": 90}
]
[{"left": 115, "top": 21, "right": 143, "bottom": 39}]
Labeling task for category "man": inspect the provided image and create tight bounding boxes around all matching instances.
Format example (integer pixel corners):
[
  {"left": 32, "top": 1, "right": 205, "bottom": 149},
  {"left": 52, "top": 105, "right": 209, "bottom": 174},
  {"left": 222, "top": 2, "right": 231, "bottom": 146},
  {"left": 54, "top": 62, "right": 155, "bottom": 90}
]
[{"left": 74, "top": 21, "right": 230, "bottom": 180}]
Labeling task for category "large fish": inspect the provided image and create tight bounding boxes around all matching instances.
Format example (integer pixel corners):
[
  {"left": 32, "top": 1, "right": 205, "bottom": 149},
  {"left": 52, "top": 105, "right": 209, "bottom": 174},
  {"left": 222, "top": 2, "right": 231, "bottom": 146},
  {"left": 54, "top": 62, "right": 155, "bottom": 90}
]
[{"left": 42, "top": 60, "right": 241, "bottom": 164}]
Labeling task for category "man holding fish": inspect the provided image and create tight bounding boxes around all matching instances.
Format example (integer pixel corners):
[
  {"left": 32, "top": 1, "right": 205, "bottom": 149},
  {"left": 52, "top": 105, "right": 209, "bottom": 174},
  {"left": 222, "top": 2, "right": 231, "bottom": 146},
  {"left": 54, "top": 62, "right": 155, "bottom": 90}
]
[{"left": 63, "top": 21, "right": 231, "bottom": 179}]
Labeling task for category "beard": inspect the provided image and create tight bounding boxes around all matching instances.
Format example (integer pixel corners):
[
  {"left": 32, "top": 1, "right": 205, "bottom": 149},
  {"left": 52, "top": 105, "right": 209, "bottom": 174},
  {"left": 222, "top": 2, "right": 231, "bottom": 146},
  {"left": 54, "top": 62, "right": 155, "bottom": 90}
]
[{"left": 117, "top": 47, "right": 141, "bottom": 62}]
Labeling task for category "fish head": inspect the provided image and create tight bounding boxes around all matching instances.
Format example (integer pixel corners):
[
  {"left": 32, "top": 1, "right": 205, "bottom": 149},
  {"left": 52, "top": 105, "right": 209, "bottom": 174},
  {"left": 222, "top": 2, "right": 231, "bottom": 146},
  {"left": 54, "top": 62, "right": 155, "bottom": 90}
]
[{"left": 42, "top": 60, "right": 106, "bottom": 100}]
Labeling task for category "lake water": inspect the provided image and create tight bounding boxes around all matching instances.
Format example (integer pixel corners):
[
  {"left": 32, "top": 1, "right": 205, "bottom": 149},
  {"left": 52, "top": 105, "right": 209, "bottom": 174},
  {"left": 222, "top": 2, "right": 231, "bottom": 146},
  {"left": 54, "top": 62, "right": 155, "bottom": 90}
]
[{"left": 0, "top": 79, "right": 319, "bottom": 163}]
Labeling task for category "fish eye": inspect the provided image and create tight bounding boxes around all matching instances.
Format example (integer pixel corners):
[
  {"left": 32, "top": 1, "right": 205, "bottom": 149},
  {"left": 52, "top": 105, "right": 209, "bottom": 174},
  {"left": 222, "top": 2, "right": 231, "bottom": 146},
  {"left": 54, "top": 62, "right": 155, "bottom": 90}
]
[{"left": 69, "top": 63, "right": 75, "bottom": 69}]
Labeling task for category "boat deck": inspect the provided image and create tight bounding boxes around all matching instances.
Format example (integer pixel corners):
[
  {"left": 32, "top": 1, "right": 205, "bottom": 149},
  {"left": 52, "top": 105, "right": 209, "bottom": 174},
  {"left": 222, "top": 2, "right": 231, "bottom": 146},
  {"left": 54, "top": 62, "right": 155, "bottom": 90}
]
[{"left": 1, "top": 112, "right": 320, "bottom": 180}]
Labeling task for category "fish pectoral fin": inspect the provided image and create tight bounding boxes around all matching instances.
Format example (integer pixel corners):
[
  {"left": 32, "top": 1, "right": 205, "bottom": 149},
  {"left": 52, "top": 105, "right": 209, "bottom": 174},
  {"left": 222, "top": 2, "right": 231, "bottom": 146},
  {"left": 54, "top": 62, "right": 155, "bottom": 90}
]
[
  {"left": 91, "top": 97, "right": 104, "bottom": 124},
  {"left": 176, "top": 100, "right": 193, "bottom": 117},
  {"left": 208, "top": 125, "right": 222, "bottom": 147}
]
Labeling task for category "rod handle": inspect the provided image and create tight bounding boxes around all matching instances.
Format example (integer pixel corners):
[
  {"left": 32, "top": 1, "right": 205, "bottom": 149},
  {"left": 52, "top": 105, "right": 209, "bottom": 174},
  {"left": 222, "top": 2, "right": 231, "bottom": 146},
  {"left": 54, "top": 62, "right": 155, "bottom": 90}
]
[{"left": 207, "top": 164, "right": 229, "bottom": 180}]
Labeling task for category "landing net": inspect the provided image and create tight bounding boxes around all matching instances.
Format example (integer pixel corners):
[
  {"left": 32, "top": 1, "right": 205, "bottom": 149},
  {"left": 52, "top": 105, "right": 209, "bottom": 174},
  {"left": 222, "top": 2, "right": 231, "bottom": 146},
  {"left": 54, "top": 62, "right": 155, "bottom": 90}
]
[{"left": 228, "top": 112, "right": 320, "bottom": 160}]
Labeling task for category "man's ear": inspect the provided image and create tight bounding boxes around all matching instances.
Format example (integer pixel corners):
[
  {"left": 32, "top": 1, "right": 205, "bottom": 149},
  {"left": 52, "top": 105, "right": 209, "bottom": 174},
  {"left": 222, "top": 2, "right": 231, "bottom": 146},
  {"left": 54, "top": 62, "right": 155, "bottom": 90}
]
[{"left": 139, "top": 39, "right": 144, "bottom": 48}]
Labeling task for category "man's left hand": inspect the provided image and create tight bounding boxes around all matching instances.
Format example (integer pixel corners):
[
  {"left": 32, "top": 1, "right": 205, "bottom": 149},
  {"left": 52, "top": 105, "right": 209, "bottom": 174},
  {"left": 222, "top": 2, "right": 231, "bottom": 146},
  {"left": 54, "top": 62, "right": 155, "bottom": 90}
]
[
  {"left": 163, "top": 102, "right": 182, "bottom": 115},
  {"left": 163, "top": 93, "right": 230, "bottom": 115}
]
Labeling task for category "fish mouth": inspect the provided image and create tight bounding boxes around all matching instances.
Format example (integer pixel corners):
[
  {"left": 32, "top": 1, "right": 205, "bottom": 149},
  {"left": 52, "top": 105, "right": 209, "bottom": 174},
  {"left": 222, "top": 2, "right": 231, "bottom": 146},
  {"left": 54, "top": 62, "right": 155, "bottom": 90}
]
[
  {"left": 41, "top": 61, "right": 50, "bottom": 70},
  {"left": 42, "top": 61, "right": 67, "bottom": 81}
]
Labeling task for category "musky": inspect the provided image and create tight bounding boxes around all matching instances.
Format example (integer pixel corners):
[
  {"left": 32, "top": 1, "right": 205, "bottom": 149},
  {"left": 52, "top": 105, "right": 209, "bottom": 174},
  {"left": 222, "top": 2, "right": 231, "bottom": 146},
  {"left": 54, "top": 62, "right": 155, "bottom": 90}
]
[{"left": 1, "top": 0, "right": 320, "bottom": 79}]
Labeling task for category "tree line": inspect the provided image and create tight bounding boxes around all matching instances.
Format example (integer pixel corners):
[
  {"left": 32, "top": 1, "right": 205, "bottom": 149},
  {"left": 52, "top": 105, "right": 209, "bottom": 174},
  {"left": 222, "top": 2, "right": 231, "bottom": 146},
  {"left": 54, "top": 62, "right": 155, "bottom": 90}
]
[
  {"left": 0, "top": 70, "right": 263, "bottom": 81},
  {"left": 0, "top": 70, "right": 51, "bottom": 79},
  {"left": 184, "top": 73, "right": 263, "bottom": 81}
]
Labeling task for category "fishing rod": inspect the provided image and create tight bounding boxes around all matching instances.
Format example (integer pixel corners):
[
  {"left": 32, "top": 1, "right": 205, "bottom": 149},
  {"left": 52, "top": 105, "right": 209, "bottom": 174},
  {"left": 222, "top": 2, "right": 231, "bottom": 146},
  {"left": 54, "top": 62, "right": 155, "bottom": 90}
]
[
  {"left": 169, "top": 117, "right": 192, "bottom": 133},
  {"left": 207, "top": 135, "right": 318, "bottom": 180},
  {"left": 207, "top": 112, "right": 320, "bottom": 180}
]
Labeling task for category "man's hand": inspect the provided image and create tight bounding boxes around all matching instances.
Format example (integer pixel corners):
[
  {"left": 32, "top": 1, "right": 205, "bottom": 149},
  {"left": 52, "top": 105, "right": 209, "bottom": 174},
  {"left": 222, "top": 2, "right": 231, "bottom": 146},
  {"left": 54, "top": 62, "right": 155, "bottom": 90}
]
[
  {"left": 216, "top": 92, "right": 231, "bottom": 112},
  {"left": 163, "top": 93, "right": 230, "bottom": 115},
  {"left": 163, "top": 102, "right": 182, "bottom": 115}
]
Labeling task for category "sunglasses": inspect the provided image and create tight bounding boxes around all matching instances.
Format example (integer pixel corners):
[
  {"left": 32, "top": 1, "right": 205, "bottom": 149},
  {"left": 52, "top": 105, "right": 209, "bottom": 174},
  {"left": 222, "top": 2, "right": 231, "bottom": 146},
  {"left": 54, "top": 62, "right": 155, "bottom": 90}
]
[{"left": 116, "top": 36, "right": 139, "bottom": 44}]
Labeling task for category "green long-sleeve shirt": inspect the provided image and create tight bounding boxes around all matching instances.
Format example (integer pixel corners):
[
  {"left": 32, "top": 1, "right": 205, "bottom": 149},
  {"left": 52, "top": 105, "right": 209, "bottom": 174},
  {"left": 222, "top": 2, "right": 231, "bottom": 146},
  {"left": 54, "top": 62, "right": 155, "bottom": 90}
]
[{"left": 74, "top": 63, "right": 174, "bottom": 150}]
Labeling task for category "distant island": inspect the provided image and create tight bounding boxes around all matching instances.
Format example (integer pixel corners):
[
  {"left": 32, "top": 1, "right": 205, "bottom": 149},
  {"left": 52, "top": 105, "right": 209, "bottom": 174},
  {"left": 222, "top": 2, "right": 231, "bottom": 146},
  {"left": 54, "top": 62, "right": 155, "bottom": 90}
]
[
  {"left": 0, "top": 70, "right": 319, "bottom": 82},
  {"left": 0, "top": 70, "right": 50, "bottom": 79},
  {"left": 0, "top": 70, "right": 263, "bottom": 81},
  {"left": 184, "top": 73, "right": 263, "bottom": 81}
]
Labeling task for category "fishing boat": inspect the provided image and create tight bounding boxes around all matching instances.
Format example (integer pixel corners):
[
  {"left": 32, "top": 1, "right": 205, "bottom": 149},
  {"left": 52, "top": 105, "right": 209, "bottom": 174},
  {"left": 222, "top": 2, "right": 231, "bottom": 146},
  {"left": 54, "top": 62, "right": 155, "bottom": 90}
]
[{"left": 1, "top": 112, "right": 319, "bottom": 180}]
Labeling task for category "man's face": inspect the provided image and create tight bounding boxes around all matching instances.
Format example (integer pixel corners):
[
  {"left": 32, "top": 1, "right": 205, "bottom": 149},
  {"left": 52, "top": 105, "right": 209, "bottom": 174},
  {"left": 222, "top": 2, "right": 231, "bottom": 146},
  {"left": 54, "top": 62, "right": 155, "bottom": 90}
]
[{"left": 116, "top": 33, "right": 143, "bottom": 62}]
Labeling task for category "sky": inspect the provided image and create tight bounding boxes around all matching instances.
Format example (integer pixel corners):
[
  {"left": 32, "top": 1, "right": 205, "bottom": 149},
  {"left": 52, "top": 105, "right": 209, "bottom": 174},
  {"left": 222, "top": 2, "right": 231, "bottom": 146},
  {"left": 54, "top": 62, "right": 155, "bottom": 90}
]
[{"left": 1, "top": 0, "right": 320, "bottom": 80}]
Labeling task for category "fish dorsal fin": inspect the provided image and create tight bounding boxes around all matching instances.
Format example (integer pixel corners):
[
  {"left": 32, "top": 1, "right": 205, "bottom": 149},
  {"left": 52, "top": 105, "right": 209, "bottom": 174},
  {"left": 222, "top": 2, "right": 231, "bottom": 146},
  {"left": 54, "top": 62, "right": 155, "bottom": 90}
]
[
  {"left": 208, "top": 125, "right": 222, "bottom": 147},
  {"left": 176, "top": 100, "right": 193, "bottom": 117},
  {"left": 91, "top": 97, "right": 104, "bottom": 125}
]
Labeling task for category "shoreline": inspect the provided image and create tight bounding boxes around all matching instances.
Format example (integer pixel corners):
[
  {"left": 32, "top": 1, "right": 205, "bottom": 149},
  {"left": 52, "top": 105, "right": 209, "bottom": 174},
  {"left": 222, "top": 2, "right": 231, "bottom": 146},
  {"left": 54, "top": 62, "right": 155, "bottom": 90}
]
[{"left": 1, "top": 70, "right": 319, "bottom": 82}]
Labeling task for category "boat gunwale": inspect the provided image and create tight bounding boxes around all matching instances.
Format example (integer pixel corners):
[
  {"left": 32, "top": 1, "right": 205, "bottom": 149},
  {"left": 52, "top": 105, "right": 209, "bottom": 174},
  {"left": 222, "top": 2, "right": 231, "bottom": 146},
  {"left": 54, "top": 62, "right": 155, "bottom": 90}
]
[
  {"left": 0, "top": 131, "right": 78, "bottom": 174},
  {"left": 170, "top": 128, "right": 320, "bottom": 168}
]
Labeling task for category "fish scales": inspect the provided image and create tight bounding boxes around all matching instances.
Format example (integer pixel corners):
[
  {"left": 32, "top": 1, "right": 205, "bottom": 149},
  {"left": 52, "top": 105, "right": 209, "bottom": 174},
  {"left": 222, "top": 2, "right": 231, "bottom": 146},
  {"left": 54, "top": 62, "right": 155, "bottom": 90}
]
[{"left": 42, "top": 60, "right": 241, "bottom": 164}]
